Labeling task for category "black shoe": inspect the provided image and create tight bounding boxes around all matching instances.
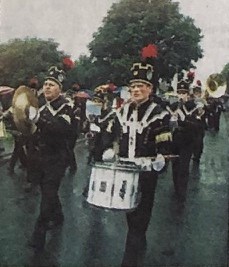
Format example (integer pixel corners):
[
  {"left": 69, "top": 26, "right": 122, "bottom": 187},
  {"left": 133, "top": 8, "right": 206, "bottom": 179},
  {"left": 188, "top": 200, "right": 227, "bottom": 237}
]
[
  {"left": 69, "top": 166, "right": 77, "bottom": 175},
  {"left": 23, "top": 182, "right": 33, "bottom": 193},
  {"left": 18, "top": 164, "right": 26, "bottom": 170},
  {"left": 46, "top": 215, "right": 64, "bottom": 230},
  {"left": 192, "top": 158, "right": 200, "bottom": 164},
  {"left": 174, "top": 191, "right": 186, "bottom": 203},
  {"left": 28, "top": 227, "right": 46, "bottom": 252},
  {"left": 82, "top": 186, "right": 89, "bottom": 198},
  {"left": 7, "top": 166, "right": 15, "bottom": 174}
]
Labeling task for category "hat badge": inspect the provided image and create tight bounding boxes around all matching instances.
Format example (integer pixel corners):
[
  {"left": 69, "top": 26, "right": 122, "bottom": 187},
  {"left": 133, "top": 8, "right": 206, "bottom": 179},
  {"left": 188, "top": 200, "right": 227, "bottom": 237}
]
[
  {"left": 146, "top": 70, "right": 153, "bottom": 80},
  {"left": 58, "top": 74, "right": 64, "bottom": 82},
  {"left": 133, "top": 70, "right": 138, "bottom": 76}
]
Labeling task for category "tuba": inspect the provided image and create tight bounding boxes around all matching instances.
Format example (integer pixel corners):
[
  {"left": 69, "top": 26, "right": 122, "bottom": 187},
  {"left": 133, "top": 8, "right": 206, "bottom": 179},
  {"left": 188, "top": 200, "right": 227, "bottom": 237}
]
[
  {"left": 12, "top": 85, "right": 39, "bottom": 135},
  {"left": 205, "top": 73, "right": 226, "bottom": 98}
]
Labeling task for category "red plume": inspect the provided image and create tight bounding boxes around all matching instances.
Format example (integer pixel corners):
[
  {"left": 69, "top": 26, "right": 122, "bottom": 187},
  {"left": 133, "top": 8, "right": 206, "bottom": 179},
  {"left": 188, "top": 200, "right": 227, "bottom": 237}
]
[
  {"left": 187, "top": 71, "right": 195, "bottom": 82},
  {"left": 141, "top": 44, "right": 158, "bottom": 59},
  {"left": 108, "top": 82, "right": 117, "bottom": 92},
  {"left": 63, "top": 57, "right": 75, "bottom": 70},
  {"left": 196, "top": 80, "right": 202, "bottom": 86},
  {"left": 187, "top": 71, "right": 195, "bottom": 79}
]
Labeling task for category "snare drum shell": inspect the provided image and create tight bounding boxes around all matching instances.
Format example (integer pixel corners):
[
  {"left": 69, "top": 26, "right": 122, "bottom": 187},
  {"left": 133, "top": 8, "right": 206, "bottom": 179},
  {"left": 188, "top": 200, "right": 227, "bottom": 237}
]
[{"left": 87, "top": 162, "right": 140, "bottom": 211}]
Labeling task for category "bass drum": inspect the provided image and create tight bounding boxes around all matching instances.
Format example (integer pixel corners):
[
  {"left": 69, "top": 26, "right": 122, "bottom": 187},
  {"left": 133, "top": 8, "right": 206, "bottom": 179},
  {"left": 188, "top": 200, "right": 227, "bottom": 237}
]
[
  {"left": 87, "top": 162, "right": 141, "bottom": 211},
  {"left": 12, "top": 85, "right": 39, "bottom": 135}
]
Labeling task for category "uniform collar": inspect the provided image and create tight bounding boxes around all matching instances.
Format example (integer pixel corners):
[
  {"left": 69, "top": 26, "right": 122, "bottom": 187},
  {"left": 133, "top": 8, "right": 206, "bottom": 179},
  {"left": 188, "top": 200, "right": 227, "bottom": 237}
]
[{"left": 47, "top": 95, "right": 67, "bottom": 110}]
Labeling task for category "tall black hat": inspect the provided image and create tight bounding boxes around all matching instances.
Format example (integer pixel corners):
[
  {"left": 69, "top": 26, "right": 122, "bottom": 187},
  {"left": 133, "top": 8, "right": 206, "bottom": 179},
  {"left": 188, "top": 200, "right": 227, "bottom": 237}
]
[
  {"left": 129, "top": 62, "right": 154, "bottom": 86},
  {"left": 193, "top": 80, "right": 202, "bottom": 94},
  {"left": 45, "top": 66, "right": 66, "bottom": 88},
  {"left": 177, "top": 79, "right": 190, "bottom": 93}
]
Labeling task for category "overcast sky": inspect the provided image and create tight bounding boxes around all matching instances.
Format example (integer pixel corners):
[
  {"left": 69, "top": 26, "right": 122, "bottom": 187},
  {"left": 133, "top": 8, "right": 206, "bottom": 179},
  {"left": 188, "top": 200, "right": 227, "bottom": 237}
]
[{"left": 0, "top": 0, "right": 229, "bottom": 82}]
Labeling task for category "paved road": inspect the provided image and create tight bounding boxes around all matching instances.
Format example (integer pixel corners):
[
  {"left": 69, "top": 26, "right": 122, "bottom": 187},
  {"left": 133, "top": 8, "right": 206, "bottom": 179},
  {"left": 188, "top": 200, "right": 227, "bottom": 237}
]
[{"left": 0, "top": 112, "right": 228, "bottom": 267}]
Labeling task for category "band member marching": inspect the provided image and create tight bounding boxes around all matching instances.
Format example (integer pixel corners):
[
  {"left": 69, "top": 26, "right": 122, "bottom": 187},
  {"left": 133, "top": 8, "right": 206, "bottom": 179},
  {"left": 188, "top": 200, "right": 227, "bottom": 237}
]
[
  {"left": 21, "top": 66, "right": 75, "bottom": 251},
  {"left": 88, "top": 61, "right": 172, "bottom": 267},
  {"left": 192, "top": 82, "right": 207, "bottom": 163},
  {"left": 166, "top": 79, "right": 200, "bottom": 201},
  {"left": 204, "top": 73, "right": 226, "bottom": 132}
]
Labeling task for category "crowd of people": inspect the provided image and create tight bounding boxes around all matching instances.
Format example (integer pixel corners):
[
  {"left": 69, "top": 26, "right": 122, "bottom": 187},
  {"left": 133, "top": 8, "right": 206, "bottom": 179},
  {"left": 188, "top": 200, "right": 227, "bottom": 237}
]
[{"left": 0, "top": 61, "right": 227, "bottom": 267}]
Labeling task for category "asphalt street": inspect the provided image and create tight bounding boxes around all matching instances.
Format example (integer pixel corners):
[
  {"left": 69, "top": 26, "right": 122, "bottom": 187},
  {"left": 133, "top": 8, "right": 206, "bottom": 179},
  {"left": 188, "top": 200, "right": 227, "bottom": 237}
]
[{"left": 0, "top": 112, "right": 228, "bottom": 267}]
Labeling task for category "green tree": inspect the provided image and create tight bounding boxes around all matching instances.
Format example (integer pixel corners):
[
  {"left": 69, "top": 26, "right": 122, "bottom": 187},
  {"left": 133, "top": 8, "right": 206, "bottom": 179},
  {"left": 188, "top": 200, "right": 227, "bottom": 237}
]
[
  {"left": 77, "top": 0, "right": 203, "bottom": 88},
  {"left": 0, "top": 37, "right": 67, "bottom": 88}
]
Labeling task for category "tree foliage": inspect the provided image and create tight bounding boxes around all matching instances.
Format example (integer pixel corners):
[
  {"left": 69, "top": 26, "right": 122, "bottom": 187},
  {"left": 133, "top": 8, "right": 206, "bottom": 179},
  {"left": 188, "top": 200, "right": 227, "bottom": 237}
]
[
  {"left": 77, "top": 0, "right": 203, "bottom": 88},
  {"left": 0, "top": 38, "right": 67, "bottom": 88}
]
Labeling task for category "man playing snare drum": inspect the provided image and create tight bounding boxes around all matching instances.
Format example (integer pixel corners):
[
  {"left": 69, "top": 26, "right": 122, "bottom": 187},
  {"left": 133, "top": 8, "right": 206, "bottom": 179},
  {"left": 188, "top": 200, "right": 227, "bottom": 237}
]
[{"left": 92, "top": 62, "right": 172, "bottom": 267}]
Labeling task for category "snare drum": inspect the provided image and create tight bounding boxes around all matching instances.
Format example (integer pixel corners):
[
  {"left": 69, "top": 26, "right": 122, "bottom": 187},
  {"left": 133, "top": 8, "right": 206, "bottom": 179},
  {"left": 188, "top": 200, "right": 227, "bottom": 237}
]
[{"left": 86, "top": 162, "right": 141, "bottom": 211}]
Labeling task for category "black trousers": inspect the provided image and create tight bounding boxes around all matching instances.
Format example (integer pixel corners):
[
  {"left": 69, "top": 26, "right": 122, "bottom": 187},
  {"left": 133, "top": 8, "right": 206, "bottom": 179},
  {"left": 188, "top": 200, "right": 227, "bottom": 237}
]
[
  {"left": 29, "top": 152, "right": 67, "bottom": 249},
  {"left": 192, "top": 128, "right": 205, "bottom": 162},
  {"left": 121, "top": 171, "right": 158, "bottom": 267},
  {"left": 172, "top": 144, "right": 192, "bottom": 200},
  {"left": 37, "top": 162, "right": 66, "bottom": 227},
  {"left": 207, "top": 111, "right": 221, "bottom": 131},
  {"left": 68, "top": 135, "right": 78, "bottom": 172},
  {"left": 9, "top": 135, "right": 27, "bottom": 171}
]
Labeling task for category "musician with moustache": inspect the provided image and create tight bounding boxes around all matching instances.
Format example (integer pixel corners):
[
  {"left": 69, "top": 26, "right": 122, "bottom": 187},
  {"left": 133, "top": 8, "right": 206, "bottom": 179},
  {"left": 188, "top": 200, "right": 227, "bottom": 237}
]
[
  {"left": 26, "top": 66, "right": 74, "bottom": 252},
  {"left": 93, "top": 62, "right": 172, "bottom": 267}
]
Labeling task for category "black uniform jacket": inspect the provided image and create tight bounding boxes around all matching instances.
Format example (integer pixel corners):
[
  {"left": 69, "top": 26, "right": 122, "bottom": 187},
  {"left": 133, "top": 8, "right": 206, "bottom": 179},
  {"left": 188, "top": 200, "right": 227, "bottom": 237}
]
[
  {"left": 29, "top": 95, "right": 74, "bottom": 164},
  {"left": 166, "top": 99, "right": 200, "bottom": 150},
  {"left": 94, "top": 98, "right": 172, "bottom": 160}
]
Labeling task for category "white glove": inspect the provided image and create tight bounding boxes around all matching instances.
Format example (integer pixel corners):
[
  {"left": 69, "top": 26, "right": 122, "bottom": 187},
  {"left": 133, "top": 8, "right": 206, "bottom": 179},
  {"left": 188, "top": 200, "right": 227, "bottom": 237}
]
[
  {"left": 28, "top": 106, "right": 39, "bottom": 122},
  {"left": 151, "top": 154, "right": 165, "bottom": 172},
  {"left": 90, "top": 122, "right": 101, "bottom": 132},
  {"left": 102, "top": 148, "right": 115, "bottom": 161}
]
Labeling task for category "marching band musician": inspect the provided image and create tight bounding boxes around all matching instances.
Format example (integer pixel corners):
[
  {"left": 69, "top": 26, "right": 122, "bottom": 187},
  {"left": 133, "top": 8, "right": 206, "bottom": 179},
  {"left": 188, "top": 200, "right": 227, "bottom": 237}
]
[
  {"left": 204, "top": 92, "right": 224, "bottom": 132},
  {"left": 192, "top": 83, "right": 207, "bottom": 163},
  {"left": 204, "top": 73, "right": 226, "bottom": 132},
  {"left": 166, "top": 79, "right": 200, "bottom": 202},
  {"left": 92, "top": 62, "right": 172, "bottom": 267},
  {"left": 26, "top": 66, "right": 75, "bottom": 252}
]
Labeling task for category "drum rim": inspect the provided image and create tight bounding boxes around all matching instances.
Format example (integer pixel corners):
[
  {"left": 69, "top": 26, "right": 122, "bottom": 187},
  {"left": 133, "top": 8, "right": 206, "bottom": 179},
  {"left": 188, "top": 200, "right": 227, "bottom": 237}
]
[
  {"left": 93, "top": 162, "right": 141, "bottom": 172},
  {"left": 85, "top": 200, "right": 139, "bottom": 212}
]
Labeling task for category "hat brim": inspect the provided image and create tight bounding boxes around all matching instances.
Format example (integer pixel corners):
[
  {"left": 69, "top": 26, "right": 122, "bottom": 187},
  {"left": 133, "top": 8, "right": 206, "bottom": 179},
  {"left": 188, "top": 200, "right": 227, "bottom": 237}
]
[
  {"left": 177, "top": 89, "right": 189, "bottom": 93},
  {"left": 45, "top": 77, "right": 62, "bottom": 88},
  {"left": 129, "top": 79, "right": 152, "bottom": 86}
]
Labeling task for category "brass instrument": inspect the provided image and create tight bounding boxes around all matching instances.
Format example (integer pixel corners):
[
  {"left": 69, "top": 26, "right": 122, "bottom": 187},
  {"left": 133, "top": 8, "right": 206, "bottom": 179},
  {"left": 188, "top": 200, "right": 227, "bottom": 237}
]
[
  {"left": 205, "top": 73, "right": 226, "bottom": 98},
  {"left": 12, "top": 85, "right": 39, "bottom": 135}
]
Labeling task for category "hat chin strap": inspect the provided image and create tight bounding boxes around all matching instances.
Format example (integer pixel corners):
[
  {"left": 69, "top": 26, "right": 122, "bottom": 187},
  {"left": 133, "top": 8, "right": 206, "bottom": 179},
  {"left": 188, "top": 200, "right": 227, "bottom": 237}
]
[
  {"left": 134, "top": 96, "right": 150, "bottom": 106},
  {"left": 46, "top": 94, "right": 61, "bottom": 103}
]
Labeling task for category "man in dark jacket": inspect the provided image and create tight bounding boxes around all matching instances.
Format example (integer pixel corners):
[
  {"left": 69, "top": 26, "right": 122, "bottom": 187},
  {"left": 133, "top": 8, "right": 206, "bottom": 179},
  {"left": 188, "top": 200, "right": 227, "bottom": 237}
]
[
  {"left": 92, "top": 62, "right": 172, "bottom": 267},
  {"left": 27, "top": 66, "right": 74, "bottom": 251},
  {"left": 166, "top": 79, "right": 199, "bottom": 202}
]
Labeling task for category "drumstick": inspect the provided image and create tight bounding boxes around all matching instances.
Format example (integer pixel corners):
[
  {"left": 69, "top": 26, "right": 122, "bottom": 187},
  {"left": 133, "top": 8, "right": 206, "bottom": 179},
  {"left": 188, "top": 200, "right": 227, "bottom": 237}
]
[{"left": 119, "top": 155, "right": 179, "bottom": 162}]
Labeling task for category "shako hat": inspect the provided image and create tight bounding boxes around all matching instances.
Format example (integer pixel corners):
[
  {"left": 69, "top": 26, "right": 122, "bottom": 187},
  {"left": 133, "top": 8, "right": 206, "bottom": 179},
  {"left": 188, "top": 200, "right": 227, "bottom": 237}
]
[
  {"left": 45, "top": 66, "right": 66, "bottom": 88},
  {"left": 177, "top": 79, "right": 190, "bottom": 93},
  {"left": 129, "top": 62, "right": 154, "bottom": 86}
]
